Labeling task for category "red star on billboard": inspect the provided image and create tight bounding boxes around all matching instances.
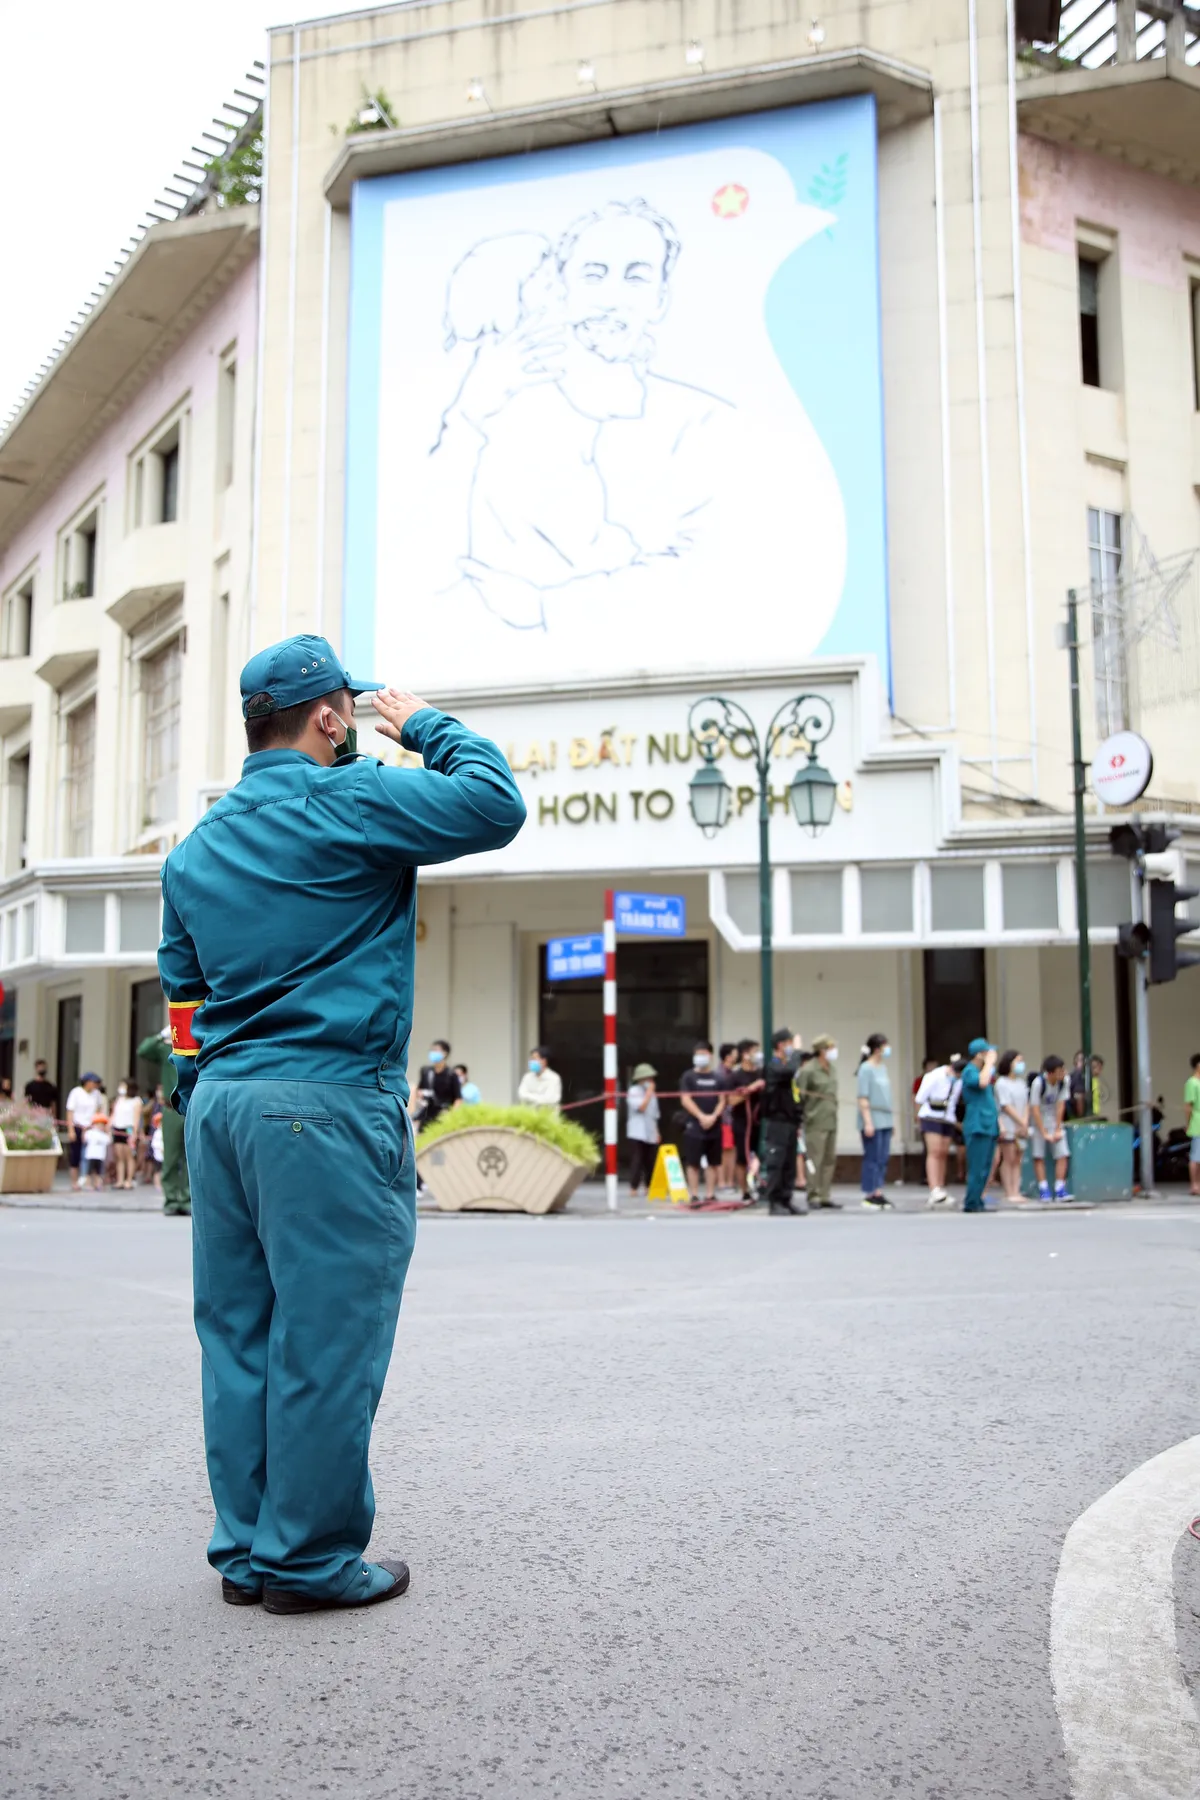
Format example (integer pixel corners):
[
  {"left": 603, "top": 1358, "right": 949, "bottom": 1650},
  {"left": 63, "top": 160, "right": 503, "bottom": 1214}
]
[{"left": 711, "top": 183, "right": 749, "bottom": 218}]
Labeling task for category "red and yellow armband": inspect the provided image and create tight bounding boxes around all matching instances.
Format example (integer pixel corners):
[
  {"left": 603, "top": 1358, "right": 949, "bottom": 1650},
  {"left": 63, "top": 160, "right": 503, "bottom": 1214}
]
[{"left": 168, "top": 999, "right": 202, "bottom": 1056}]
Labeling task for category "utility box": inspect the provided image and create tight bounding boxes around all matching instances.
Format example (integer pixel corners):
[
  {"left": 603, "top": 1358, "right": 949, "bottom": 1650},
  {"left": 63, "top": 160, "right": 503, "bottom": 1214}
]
[{"left": 1019, "top": 1122, "right": 1134, "bottom": 1202}]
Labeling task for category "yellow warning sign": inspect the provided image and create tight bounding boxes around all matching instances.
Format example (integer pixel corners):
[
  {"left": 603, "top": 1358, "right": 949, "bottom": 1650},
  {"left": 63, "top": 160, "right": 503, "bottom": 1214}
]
[{"left": 648, "top": 1143, "right": 690, "bottom": 1204}]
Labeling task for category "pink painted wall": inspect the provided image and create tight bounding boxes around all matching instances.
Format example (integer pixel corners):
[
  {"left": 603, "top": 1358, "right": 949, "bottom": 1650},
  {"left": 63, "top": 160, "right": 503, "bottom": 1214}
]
[
  {"left": 0, "top": 257, "right": 258, "bottom": 592},
  {"left": 1020, "top": 134, "right": 1200, "bottom": 279}
]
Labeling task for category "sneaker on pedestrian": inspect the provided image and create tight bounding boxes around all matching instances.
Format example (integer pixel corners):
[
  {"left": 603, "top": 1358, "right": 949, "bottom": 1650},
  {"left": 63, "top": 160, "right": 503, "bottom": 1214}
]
[
  {"left": 861, "top": 1193, "right": 893, "bottom": 1210},
  {"left": 1054, "top": 1180, "right": 1072, "bottom": 1201},
  {"left": 926, "top": 1187, "right": 949, "bottom": 1208},
  {"left": 1037, "top": 1180, "right": 1052, "bottom": 1201}
]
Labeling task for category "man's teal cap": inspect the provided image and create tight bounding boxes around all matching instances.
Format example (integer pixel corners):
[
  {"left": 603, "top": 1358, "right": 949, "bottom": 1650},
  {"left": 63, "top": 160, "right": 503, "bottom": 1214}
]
[
  {"left": 967, "top": 1037, "right": 993, "bottom": 1056},
  {"left": 240, "top": 634, "right": 382, "bottom": 719}
]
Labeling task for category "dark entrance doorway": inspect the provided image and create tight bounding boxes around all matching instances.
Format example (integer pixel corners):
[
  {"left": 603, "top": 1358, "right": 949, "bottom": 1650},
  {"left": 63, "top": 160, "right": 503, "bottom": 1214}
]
[
  {"left": 538, "top": 940, "right": 710, "bottom": 1165},
  {"left": 923, "top": 948, "right": 987, "bottom": 1062},
  {"left": 57, "top": 995, "right": 82, "bottom": 1104},
  {"left": 130, "top": 978, "right": 165, "bottom": 1099}
]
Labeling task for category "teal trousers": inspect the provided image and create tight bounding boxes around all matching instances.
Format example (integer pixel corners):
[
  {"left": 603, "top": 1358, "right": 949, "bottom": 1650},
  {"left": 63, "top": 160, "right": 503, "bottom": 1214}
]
[
  {"left": 964, "top": 1131, "right": 997, "bottom": 1212},
  {"left": 186, "top": 1079, "right": 415, "bottom": 1600}
]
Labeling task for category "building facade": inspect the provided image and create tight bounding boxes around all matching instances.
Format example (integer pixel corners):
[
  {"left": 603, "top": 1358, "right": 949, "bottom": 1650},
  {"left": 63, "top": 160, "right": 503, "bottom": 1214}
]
[
  {"left": 1, "top": 0, "right": 1198, "bottom": 1155},
  {"left": 0, "top": 210, "right": 258, "bottom": 1098}
]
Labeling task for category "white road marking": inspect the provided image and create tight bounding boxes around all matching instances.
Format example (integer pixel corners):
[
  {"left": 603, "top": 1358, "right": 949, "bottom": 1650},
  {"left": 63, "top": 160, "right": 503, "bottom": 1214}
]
[{"left": 1052, "top": 1434, "right": 1200, "bottom": 1799}]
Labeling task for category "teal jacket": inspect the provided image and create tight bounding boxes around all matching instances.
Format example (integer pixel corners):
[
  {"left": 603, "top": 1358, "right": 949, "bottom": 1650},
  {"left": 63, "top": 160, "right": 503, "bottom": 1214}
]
[
  {"left": 157, "top": 708, "right": 525, "bottom": 1113},
  {"left": 961, "top": 1061, "right": 999, "bottom": 1137}
]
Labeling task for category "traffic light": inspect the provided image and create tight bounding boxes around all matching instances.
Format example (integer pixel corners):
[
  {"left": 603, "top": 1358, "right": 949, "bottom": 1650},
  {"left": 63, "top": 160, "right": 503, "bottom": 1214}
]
[
  {"left": 1116, "top": 919, "right": 1150, "bottom": 960},
  {"left": 1109, "top": 821, "right": 1177, "bottom": 860},
  {"left": 1147, "top": 879, "right": 1200, "bottom": 984}
]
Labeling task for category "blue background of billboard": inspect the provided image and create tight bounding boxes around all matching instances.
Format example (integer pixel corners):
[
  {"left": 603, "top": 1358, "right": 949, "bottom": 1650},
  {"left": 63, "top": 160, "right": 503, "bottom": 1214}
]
[{"left": 345, "top": 96, "right": 890, "bottom": 688}]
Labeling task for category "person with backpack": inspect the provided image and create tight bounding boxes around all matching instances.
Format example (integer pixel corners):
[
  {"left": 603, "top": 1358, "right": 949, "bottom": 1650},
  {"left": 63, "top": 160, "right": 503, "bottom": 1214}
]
[
  {"left": 1029, "top": 1056, "right": 1072, "bottom": 1201},
  {"left": 914, "top": 1056, "right": 958, "bottom": 1207},
  {"left": 960, "top": 1038, "right": 999, "bottom": 1213}
]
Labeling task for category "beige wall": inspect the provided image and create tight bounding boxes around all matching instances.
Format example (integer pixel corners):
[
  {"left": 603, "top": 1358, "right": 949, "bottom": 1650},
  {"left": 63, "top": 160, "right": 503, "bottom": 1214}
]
[{"left": 1020, "top": 133, "right": 1200, "bottom": 809}]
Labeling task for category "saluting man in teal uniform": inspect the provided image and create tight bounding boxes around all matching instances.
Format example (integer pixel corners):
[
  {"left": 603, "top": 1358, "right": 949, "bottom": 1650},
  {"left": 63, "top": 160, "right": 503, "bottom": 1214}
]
[{"left": 158, "top": 635, "right": 525, "bottom": 1614}]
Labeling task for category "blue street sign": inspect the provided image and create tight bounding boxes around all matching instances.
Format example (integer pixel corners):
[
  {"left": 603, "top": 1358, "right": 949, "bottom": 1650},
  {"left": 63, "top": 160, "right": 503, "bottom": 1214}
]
[
  {"left": 546, "top": 934, "right": 606, "bottom": 980},
  {"left": 613, "top": 892, "right": 687, "bottom": 937}
]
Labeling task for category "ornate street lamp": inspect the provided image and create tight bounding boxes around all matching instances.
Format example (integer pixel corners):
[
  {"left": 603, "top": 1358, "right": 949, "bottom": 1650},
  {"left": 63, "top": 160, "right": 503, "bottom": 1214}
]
[
  {"left": 789, "top": 752, "right": 837, "bottom": 835},
  {"left": 686, "top": 692, "right": 836, "bottom": 1068},
  {"left": 688, "top": 758, "right": 733, "bottom": 835}
]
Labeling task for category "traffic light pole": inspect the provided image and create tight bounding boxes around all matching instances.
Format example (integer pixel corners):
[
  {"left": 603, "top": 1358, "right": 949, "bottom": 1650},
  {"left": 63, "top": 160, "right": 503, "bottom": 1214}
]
[
  {"left": 1129, "top": 857, "right": 1155, "bottom": 1196},
  {"left": 1067, "top": 589, "right": 1095, "bottom": 1112}
]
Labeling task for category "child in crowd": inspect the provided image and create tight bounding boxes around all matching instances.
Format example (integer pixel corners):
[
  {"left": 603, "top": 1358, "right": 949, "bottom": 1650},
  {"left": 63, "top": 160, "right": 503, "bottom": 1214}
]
[
  {"left": 83, "top": 1112, "right": 112, "bottom": 1192},
  {"left": 150, "top": 1109, "right": 164, "bottom": 1189}
]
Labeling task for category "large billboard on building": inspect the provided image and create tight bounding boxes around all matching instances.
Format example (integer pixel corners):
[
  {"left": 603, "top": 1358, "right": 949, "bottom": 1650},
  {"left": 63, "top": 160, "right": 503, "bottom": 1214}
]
[{"left": 344, "top": 97, "right": 888, "bottom": 694}]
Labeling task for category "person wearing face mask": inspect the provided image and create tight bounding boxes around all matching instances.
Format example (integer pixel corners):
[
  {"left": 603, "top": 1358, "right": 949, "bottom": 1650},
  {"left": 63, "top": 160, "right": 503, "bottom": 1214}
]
[
  {"left": 797, "top": 1036, "right": 841, "bottom": 1209},
  {"left": 914, "top": 1056, "right": 958, "bottom": 1207},
  {"left": 517, "top": 1046, "right": 562, "bottom": 1110},
  {"left": 960, "top": 1037, "right": 1000, "bottom": 1212},
  {"left": 856, "top": 1033, "right": 895, "bottom": 1210},
  {"left": 993, "top": 1050, "right": 1030, "bottom": 1203},
  {"left": 109, "top": 1077, "right": 143, "bottom": 1191},
  {"left": 413, "top": 1039, "right": 462, "bottom": 1126},
  {"left": 679, "top": 1040, "right": 728, "bottom": 1206},
  {"left": 157, "top": 632, "right": 525, "bottom": 1615}
]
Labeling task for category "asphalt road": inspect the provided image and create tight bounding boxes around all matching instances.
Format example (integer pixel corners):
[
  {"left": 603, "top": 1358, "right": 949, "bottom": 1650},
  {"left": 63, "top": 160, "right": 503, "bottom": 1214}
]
[{"left": 3, "top": 1203, "right": 1200, "bottom": 1800}]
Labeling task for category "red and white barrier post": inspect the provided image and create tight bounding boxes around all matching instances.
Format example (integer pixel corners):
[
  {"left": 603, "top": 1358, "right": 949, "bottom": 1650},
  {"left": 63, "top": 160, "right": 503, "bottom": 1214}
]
[{"left": 604, "top": 888, "right": 618, "bottom": 1212}]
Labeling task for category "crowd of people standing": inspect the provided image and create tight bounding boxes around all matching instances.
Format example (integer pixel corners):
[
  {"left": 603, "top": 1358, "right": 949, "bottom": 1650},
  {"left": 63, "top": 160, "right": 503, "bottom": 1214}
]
[
  {"left": 10, "top": 1060, "right": 168, "bottom": 1193},
  {"left": 622, "top": 1031, "right": 902, "bottom": 1215}
]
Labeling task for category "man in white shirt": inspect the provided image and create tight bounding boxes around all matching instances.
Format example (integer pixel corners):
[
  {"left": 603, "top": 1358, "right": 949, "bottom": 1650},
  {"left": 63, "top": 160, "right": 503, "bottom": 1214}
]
[
  {"left": 517, "top": 1046, "right": 562, "bottom": 1110},
  {"left": 64, "top": 1072, "right": 102, "bottom": 1190}
]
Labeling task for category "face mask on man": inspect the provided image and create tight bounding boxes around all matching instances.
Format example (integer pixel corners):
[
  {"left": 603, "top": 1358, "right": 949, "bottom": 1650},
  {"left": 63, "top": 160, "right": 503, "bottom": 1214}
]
[
  {"left": 528, "top": 1058, "right": 543, "bottom": 1074},
  {"left": 693, "top": 1052, "right": 711, "bottom": 1070},
  {"left": 429, "top": 1049, "right": 445, "bottom": 1064},
  {"left": 326, "top": 709, "right": 357, "bottom": 761},
  {"left": 825, "top": 1047, "right": 838, "bottom": 1064}
]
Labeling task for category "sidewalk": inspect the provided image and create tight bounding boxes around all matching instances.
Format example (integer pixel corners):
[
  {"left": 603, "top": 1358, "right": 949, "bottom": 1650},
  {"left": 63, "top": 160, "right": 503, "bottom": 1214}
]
[{"left": 7, "top": 1172, "right": 1197, "bottom": 1215}]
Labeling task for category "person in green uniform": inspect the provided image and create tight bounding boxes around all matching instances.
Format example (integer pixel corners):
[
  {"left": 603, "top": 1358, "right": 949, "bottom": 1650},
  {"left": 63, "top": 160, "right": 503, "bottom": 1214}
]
[
  {"left": 797, "top": 1035, "right": 841, "bottom": 1209},
  {"left": 136, "top": 1026, "right": 191, "bottom": 1215},
  {"left": 960, "top": 1037, "right": 999, "bottom": 1213},
  {"left": 158, "top": 634, "right": 525, "bottom": 1615}
]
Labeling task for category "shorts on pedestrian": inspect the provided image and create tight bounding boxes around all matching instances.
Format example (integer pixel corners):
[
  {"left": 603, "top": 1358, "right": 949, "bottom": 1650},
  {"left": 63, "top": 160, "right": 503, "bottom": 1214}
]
[
  {"left": 68, "top": 1135, "right": 84, "bottom": 1169},
  {"left": 682, "top": 1126, "right": 722, "bottom": 1170},
  {"left": 1190, "top": 1137, "right": 1200, "bottom": 1166},
  {"left": 1029, "top": 1127, "right": 1068, "bottom": 1162},
  {"left": 920, "top": 1119, "right": 952, "bottom": 1138},
  {"left": 84, "top": 1157, "right": 105, "bottom": 1177},
  {"left": 997, "top": 1119, "right": 1023, "bottom": 1143},
  {"left": 721, "top": 1120, "right": 735, "bottom": 1153}
]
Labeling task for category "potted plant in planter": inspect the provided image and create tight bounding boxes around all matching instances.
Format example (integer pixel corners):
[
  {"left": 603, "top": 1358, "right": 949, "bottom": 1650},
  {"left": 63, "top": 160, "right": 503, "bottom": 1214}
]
[
  {"left": 415, "top": 1104, "right": 598, "bottom": 1214},
  {"left": 0, "top": 1102, "right": 63, "bottom": 1195}
]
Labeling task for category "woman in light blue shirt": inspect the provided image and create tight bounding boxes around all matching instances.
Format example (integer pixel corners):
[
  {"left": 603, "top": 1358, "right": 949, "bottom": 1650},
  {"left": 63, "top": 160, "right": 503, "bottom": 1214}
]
[{"left": 856, "top": 1033, "right": 895, "bottom": 1210}]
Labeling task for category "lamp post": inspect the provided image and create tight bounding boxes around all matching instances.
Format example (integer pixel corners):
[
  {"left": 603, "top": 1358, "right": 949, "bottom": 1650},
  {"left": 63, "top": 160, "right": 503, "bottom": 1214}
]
[{"left": 686, "top": 693, "right": 836, "bottom": 1068}]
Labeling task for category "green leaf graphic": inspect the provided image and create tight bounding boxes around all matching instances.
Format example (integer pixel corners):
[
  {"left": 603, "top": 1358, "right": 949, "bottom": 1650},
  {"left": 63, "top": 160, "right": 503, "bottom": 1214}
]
[{"left": 807, "top": 151, "right": 849, "bottom": 235}]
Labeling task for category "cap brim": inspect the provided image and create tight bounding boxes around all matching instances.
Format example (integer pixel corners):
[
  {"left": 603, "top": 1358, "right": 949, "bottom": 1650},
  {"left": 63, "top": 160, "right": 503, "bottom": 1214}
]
[{"left": 345, "top": 675, "right": 384, "bottom": 699}]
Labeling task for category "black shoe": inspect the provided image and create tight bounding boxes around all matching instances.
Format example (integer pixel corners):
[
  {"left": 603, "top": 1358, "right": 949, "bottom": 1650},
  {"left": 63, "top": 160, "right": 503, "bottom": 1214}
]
[
  {"left": 163, "top": 1205, "right": 191, "bottom": 1216},
  {"left": 860, "top": 1193, "right": 894, "bottom": 1210},
  {"left": 221, "top": 1577, "right": 262, "bottom": 1606},
  {"left": 768, "top": 1200, "right": 806, "bottom": 1216},
  {"left": 262, "top": 1560, "right": 410, "bottom": 1615}
]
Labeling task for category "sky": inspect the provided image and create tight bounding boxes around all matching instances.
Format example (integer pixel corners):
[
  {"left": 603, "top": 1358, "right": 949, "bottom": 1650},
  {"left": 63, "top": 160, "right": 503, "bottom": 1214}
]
[{"left": 0, "top": 0, "right": 294, "bottom": 422}]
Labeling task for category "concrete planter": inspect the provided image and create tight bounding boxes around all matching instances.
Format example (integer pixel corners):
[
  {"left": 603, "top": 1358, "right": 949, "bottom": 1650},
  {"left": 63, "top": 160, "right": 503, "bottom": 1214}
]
[
  {"left": 0, "top": 1135, "right": 63, "bottom": 1194},
  {"left": 416, "top": 1126, "right": 589, "bottom": 1214}
]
